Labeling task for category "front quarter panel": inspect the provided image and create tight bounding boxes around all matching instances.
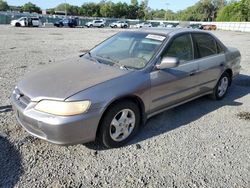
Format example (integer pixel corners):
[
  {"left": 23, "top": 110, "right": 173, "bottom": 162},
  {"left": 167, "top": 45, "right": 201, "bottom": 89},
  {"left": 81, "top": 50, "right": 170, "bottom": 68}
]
[{"left": 66, "top": 71, "right": 151, "bottom": 115}]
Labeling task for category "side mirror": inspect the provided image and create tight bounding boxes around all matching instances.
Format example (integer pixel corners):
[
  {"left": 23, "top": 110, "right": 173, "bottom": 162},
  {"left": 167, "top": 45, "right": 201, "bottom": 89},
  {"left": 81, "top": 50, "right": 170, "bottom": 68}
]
[{"left": 156, "top": 57, "right": 180, "bottom": 70}]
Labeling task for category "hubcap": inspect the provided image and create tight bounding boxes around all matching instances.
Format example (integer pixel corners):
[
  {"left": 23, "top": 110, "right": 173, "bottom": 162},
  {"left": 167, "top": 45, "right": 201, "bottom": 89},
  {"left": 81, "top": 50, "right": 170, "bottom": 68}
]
[
  {"left": 218, "top": 76, "right": 229, "bottom": 97},
  {"left": 109, "top": 109, "right": 136, "bottom": 142}
]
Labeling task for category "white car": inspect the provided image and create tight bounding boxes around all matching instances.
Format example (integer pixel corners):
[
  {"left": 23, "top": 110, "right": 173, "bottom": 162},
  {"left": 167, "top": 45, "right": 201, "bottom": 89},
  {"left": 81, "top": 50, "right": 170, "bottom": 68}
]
[
  {"left": 85, "top": 20, "right": 105, "bottom": 28},
  {"left": 135, "top": 22, "right": 152, "bottom": 28},
  {"left": 110, "top": 21, "right": 128, "bottom": 28},
  {"left": 11, "top": 17, "right": 40, "bottom": 27}
]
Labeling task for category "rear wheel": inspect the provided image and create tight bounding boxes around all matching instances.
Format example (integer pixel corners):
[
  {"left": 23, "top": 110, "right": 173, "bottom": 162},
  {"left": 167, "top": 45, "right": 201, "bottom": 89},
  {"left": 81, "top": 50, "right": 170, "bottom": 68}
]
[
  {"left": 100, "top": 24, "right": 104, "bottom": 28},
  {"left": 15, "top": 23, "right": 21, "bottom": 27},
  {"left": 210, "top": 72, "right": 230, "bottom": 100},
  {"left": 124, "top": 25, "right": 128, "bottom": 28},
  {"left": 98, "top": 100, "right": 140, "bottom": 148}
]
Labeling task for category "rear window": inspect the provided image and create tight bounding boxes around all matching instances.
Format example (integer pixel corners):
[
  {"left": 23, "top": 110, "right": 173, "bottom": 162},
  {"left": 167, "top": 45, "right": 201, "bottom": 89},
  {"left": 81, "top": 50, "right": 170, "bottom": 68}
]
[{"left": 192, "top": 33, "right": 217, "bottom": 58}]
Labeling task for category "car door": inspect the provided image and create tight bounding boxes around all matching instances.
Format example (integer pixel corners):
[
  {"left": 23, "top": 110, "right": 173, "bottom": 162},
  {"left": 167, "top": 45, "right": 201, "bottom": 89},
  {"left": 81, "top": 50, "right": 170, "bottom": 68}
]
[
  {"left": 150, "top": 33, "right": 199, "bottom": 113},
  {"left": 94, "top": 21, "right": 101, "bottom": 27},
  {"left": 192, "top": 33, "right": 226, "bottom": 94},
  {"left": 93, "top": 21, "right": 98, "bottom": 27}
]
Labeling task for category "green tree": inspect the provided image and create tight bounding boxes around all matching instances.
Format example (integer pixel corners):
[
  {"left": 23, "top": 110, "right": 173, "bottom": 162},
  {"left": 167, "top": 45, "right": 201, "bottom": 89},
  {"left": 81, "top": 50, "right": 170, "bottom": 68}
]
[
  {"left": 100, "top": 1, "right": 114, "bottom": 17},
  {"left": 21, "top": 2, "right": 41, "bottom": 13},
  {"left": 112, "top": 2, "right": 129, "bottom": 18},
  {"left": 151, "top": 9, "right": 166, "bottom": 19},
  {"left": 131, "top": 0, "right": 139, "bottom": 6},
  {"left": 216, "top": 0, "right": 250, "bottom": 21},
  {"left": 79, "top": 3, "right": 101, "bottom": 17},
  {"left": 138, "top": 0, "right": 149, "bottom": 20},
  {"left": 0, "top": 0, "right": 9, "bottom": 11},
  {"left": 55, "top": 3, "right": 80, "bottom": 15}
]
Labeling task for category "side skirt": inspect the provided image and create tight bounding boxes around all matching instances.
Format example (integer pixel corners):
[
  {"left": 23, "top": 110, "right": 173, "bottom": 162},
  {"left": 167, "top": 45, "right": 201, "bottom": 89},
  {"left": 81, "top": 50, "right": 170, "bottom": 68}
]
[{"left": 146, "top": 91, "right": 213, "bottom": 119}]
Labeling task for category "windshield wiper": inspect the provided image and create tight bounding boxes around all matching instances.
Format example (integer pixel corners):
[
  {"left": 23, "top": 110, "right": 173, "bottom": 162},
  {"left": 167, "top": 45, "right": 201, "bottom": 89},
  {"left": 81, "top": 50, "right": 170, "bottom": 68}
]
[
  {"left": 84, "top": 51, "right": 102, "bottom": 64},
  {"left": 98, "top": 54, "right": 118, "bottom": 63},
  {"left": 120, "top": 65, "right": 129, "bottom": 70},
  {"left": 96, "top": 55, "right": 129, "bottom": 70},
  {"left": 88, "top": 51, "right": 92, "bottom": 57}
]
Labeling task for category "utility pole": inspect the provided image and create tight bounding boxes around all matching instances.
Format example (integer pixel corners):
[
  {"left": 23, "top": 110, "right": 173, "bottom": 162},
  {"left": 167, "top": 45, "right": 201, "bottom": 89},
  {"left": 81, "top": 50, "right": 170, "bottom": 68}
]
[
  {"left": 65, "top": 0, "right": 67, "bottom": 17},
  {"left": 165, "top": 3, "right": 170, "bottom": 20}
]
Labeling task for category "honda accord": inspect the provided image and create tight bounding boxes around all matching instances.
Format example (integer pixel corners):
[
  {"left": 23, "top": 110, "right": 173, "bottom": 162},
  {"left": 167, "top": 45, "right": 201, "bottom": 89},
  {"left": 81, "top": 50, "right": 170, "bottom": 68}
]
[{"left": 11, "top": 28, "right": 241, "bottom": 148}]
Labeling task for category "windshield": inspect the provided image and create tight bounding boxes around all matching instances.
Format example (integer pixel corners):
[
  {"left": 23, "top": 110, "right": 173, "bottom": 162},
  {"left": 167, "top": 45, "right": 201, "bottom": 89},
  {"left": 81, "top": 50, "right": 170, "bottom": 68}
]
[
  {"left": 18, "top": 17, "right": 25, "bottom": 21},
  {"left": 86, "top": 32, "right": 166, "bottom": 69}
]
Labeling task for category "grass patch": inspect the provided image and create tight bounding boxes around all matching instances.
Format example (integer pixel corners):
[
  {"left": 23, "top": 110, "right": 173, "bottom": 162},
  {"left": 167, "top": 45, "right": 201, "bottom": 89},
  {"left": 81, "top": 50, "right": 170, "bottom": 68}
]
[{"left": 237, "top": 112, "right": 250, "bottom": 121}]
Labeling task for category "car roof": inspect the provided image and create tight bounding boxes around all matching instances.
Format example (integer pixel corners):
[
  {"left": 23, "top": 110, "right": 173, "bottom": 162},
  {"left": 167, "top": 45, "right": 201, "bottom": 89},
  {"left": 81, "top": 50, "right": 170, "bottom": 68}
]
[{"left": 137, "top": 28, "right": 208, "bottom": 36}]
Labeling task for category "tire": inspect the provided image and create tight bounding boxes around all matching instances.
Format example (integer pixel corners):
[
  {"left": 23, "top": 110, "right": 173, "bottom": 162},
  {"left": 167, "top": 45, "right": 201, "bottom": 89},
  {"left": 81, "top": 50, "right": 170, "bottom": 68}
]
[
  {"left": 210, "top": 72, "right": 230, "bottom": 100},
  {"left": 114, "top": 25, "right": 117, "bottom": 28},
  {"left": 98, "top": 100, "right": 140, "bottom": 148},
  {"left": 90, "top": 25, "right": 93, "bottom": 28},
  {"left": 124, "top": 25, "right": 128, "bottom": 28},
  {"left": 100, "top": 25, "right": 104, "bottom": 28},
  {"left": 15, "top": 23, "right": 21, "bottom": 27}
]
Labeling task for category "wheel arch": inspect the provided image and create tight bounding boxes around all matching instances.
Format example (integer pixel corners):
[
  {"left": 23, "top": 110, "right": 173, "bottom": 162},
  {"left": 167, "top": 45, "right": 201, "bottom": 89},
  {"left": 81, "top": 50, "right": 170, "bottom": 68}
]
[
  {"left": 95, "top": 95, "right": 146, "bottom": 139},
  {"left": 15, "top": 22, "right": 21, "bottom": 27},
  {"left": 225, "top": 68, "right": 233, "bottom": 86}
]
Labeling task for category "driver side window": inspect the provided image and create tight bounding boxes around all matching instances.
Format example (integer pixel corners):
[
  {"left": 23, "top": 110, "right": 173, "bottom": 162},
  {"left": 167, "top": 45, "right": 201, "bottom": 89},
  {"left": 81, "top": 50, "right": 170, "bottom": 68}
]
[{"left": 163, "top": 34, "right": 194, "bottom": 63}]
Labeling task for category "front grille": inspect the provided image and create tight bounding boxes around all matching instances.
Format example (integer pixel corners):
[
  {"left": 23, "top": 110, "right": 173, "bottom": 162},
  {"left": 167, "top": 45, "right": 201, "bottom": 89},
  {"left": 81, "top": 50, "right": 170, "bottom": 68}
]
[{"left": 13, "top": 88, "right": 31, "bottom": 109}]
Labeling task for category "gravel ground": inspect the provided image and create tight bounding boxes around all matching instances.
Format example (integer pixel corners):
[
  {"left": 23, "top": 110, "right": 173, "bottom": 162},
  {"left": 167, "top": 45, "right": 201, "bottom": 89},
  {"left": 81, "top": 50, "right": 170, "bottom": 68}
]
[{"left": 0, "top": 25, "right": 250, "bottom": 188}]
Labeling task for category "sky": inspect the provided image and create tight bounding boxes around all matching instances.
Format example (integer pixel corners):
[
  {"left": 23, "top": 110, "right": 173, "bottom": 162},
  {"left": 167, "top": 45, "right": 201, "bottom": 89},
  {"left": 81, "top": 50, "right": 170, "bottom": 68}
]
[{"left": 6, "top": 0, "right": 199, "bottom": 12}]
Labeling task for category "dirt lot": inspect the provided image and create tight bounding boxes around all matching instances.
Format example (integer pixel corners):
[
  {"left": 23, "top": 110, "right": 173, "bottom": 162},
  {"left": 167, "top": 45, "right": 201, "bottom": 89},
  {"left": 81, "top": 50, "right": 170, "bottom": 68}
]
[{"left": 0, "top": 25, "right": 250, "bottom": 188}]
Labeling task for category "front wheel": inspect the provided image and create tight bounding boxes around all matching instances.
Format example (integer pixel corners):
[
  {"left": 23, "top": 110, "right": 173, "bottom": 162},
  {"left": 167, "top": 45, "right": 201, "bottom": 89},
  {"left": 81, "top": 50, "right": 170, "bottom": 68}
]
[
  {"left": 210, "top": 72, "right": 230, "bottom": 100},
  {"left": 98, "top": 101, "right": 140, "bottom": 148}
]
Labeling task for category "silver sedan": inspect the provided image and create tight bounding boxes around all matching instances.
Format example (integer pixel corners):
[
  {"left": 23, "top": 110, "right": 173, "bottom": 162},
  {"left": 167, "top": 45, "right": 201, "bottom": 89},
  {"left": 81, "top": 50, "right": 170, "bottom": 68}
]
[{"left": 11, "top": 28, "right": 241, "bottom": 148}]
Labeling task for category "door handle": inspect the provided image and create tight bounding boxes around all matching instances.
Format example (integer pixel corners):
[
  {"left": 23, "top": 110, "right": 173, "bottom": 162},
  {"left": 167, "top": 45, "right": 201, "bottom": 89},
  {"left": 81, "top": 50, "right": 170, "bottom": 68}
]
[{"left": 189, "top": 70, "right": 197, "bottom": 76}]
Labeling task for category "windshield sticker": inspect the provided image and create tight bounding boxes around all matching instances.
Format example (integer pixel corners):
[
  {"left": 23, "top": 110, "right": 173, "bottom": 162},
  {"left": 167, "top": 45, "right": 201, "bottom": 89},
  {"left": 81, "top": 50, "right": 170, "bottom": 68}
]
[{"left": 146, "top": 34, "right": 166, "bottom": 41}]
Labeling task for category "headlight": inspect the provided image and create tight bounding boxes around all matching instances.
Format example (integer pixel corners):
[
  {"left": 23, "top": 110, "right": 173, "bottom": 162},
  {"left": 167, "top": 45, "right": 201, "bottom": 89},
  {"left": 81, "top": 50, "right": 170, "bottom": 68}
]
[{"left": 34, "top": 100, "right": 91, "bottom": 116}]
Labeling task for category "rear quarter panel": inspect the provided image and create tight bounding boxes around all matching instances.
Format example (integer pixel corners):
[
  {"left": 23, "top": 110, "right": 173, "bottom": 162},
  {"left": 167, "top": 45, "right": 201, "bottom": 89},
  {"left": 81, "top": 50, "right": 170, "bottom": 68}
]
[{"left": 225, "top": 47, "right": 241, "bottom": 78}]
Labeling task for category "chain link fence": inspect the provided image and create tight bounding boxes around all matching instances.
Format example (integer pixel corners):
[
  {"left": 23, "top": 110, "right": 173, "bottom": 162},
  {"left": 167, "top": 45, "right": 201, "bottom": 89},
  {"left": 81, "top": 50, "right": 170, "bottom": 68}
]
[{"left": 0, "top": 11, "right": 146, "bottom": 26}]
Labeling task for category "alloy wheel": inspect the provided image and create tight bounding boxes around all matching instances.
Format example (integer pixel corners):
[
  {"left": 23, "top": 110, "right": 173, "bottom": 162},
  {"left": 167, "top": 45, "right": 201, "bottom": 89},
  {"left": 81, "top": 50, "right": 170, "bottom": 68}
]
[{"left": 109, "top": 109, "right": 136, "bottom": 142}]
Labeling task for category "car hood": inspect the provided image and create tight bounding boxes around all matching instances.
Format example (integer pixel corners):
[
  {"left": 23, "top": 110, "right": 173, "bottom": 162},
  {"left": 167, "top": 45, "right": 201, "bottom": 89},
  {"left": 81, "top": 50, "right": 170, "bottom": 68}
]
[{"left": 17, "top": 57, "right": 128, "bottom": 102}]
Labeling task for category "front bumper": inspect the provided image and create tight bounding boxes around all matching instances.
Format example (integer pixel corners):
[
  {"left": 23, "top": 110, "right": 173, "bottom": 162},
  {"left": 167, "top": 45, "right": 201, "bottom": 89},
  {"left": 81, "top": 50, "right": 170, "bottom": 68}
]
[
  {"left": 10, "top": 21, "right": 16, "bottom": 26},
  {"left": 11, "top": 94, "right": 103, "bottom": 145}
]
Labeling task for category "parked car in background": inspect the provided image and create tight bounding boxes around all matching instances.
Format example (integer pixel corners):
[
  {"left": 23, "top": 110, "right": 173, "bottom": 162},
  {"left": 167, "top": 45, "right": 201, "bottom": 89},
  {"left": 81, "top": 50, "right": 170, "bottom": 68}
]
[
  {"left": 85, "top": 20, "right": 105, "bottom": 28},
  {"left": 203, "top": 24, "right": 217, "bottom": 30},
  {"left": 158, "top": 23, "right": 180, "bottom": 28},
  {"left": 54, "top": 18, "right": 78, "bottom": 28},
  {"left": 135, "top": 22, "right": 152, "bottom": 28},
  {"left": 166, "top": 23, "right": 179, "bottom": 28},
  {"left": 12, "top": 28, "right": 241, "bottom": 148},
  {"left": 11, "top": 17, "right": 40, "bottom": 27},
  {"left": 110, "top": 21, "right": 128, "bottom": 28},
  {"left": 188, "top": 24, "right": 203, "bottom": 30}
]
